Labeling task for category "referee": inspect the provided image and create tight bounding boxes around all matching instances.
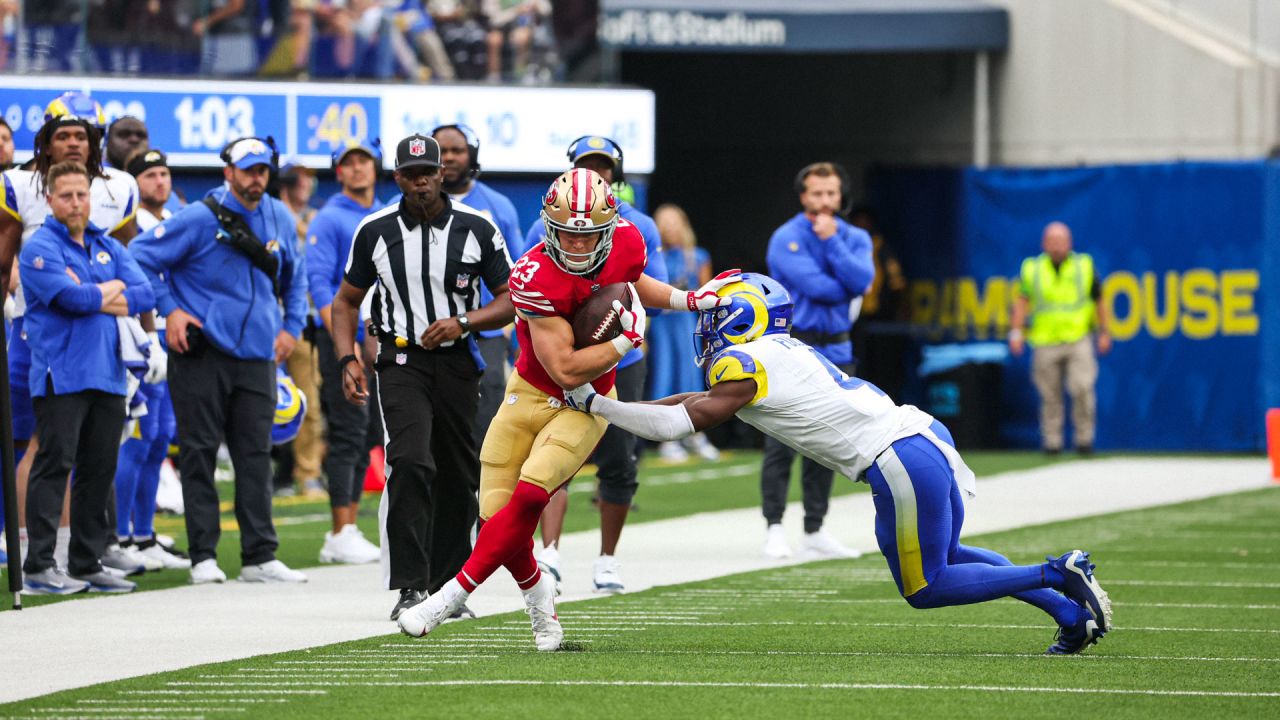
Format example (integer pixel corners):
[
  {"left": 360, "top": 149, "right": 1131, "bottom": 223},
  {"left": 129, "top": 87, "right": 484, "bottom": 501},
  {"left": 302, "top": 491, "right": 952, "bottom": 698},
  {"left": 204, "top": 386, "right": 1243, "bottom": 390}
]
[{"left": 331, "top": 134, "right": 515, "bottom": 621}]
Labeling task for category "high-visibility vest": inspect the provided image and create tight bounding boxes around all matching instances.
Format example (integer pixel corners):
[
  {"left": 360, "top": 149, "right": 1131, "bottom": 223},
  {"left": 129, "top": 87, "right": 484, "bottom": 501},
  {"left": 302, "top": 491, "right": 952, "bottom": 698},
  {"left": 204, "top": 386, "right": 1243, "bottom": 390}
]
[{"left": 1020, "top": 252, "right": 1095, "bottom": 347}]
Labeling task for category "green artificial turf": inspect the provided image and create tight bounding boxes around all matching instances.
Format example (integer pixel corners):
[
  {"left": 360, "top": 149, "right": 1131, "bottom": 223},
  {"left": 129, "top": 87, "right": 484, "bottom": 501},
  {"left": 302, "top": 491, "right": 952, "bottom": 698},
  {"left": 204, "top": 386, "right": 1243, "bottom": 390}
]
[{"left": 5, "top": 485, "right": 1277, "bottom": 718}]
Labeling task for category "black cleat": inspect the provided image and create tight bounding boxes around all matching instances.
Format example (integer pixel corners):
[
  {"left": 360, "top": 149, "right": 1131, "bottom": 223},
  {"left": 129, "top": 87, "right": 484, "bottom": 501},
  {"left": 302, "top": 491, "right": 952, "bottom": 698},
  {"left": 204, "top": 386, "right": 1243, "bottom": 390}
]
[{"left": 390, "top": 588, "right": 427, "bottom": 622}]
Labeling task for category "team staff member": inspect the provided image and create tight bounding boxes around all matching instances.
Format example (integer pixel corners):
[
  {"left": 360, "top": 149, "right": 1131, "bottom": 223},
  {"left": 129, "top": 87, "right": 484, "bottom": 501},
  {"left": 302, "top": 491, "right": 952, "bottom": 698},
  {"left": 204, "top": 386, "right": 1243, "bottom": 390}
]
[
  {"left": 762, "top": 162, "right": 873, "bottom": 561},
  {"left": 306, "top": 139, "right": 385, "bottom": 566},
  {"left": 20, "top": 161, "right": 154, "bottom": 594},
  {"left": 430, "top": 123, "right": 523, "bottom": 446},
  {"left": 331, "top": 134, "right": 514, "bottom": 621},
  {"left": 105, "top": 117, "right": 150, "bottom": 172},
  {"left": 129, "top": 137, "right": 309, "bottom": 585},
  {"left": 1009, "top": 221, "right": 1111, "bottom": 455},
  {"left": 522, "top": 135, "right": 666, "bottom": 595}
]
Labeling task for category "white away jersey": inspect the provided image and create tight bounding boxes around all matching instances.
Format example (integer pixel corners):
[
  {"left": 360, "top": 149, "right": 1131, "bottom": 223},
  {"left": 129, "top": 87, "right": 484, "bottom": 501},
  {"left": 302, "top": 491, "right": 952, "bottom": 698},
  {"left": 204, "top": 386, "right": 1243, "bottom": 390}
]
[{"left": 707, "top": 335, "right": 973, "bottom": 493}]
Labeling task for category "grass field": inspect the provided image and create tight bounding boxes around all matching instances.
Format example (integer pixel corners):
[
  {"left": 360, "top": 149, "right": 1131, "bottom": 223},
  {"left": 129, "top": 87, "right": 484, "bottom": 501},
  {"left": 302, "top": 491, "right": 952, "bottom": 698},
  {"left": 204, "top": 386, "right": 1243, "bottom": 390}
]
[
  {"left": 1, "top": 449, "right": 1063, "bottom": 611},
  {"left": 4, "top": 482, "right": 1276, "bottom": 718}
]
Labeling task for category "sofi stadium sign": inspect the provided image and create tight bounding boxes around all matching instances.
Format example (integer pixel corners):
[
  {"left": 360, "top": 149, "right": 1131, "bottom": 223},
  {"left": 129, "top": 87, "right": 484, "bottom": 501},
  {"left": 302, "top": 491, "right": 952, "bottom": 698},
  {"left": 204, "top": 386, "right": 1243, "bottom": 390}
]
[
  {"left": 0, "top": 75, "right": 654, "bottom": 173},
  {"left": 600, "top": 10, "right": 787, "bottom": 49}
]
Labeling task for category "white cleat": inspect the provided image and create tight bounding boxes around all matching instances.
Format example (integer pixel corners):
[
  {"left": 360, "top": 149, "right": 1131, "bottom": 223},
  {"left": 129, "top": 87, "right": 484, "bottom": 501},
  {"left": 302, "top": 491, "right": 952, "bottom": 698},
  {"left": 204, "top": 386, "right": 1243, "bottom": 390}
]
[
  {"left": 802, "top": 529, "right": 862, "bottom": 559},
  {"left": 399, "top": 578, "right": 469, "bottom": 638},
  {"left": 190, "top": 558, "right": 227, "bottom": 585},
  {"left": 763, "top": 523, "right": 792, "bottom": 559},
  {"left": 536, "top": 545, "right": 563, "bottom": 597},
  {"left": 319, "top": 524, "right": 382, "bottom": 564},
  {"left": 592, "top": 554, "right": 625, "bottom": 594},
  {"left": 240, "top": 559, "right": 308, "bottom": 583},
  {"left": 137, "top": 541, "right": 192, "bottom": 570},
  {"left": 524, "top": 572, "right": 563, "bottom": 651}
]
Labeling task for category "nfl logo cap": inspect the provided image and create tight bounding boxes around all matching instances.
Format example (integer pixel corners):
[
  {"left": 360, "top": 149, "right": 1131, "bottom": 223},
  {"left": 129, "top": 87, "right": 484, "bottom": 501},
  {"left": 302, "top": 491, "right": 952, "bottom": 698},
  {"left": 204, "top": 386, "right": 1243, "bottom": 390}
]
[{"left": 396, "top": 134, "right": 442, "bottom": 171}]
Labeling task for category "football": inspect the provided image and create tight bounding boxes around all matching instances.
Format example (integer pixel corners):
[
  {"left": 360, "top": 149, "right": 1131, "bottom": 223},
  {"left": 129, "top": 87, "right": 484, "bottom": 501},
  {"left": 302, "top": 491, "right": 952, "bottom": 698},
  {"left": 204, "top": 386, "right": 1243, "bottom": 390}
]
[{"left": 572, "top": 283, "right": 634, "bottom": 349}]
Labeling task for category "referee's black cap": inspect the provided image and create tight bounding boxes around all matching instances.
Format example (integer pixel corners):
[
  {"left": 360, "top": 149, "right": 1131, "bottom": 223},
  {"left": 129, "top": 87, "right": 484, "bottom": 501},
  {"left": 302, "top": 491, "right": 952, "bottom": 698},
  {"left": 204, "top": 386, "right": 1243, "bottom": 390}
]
[{"left": 395, "top": 134, "right": 442, "bottom": 171}]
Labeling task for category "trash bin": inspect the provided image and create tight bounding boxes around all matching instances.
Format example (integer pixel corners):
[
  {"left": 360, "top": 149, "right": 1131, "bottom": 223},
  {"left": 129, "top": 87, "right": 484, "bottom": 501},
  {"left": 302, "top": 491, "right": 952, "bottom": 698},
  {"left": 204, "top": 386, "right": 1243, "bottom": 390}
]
[{"left": 918, "top": 343, "right": 1007, "bottom": 449}]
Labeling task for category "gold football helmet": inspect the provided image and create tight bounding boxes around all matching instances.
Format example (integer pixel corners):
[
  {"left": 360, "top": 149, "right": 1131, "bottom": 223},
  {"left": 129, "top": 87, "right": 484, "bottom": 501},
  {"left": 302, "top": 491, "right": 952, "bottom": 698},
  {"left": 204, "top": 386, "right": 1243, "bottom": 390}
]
[{"left": 540, "top": 167, "right": 618, "bottom": 275}]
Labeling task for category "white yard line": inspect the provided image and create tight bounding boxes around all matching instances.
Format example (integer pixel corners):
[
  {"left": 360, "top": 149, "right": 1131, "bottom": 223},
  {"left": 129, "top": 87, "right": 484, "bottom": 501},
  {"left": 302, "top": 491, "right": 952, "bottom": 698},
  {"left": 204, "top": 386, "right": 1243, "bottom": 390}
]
[{"left": 0, "top": 457, "right": 1273, "bottom": 704}]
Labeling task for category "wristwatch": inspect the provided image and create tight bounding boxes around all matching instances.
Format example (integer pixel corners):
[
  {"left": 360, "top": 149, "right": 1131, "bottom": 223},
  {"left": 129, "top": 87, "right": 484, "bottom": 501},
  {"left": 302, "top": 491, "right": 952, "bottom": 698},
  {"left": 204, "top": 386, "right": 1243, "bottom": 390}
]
[{"left": 456, "top": 313, "right": 472, "bottom": 338}]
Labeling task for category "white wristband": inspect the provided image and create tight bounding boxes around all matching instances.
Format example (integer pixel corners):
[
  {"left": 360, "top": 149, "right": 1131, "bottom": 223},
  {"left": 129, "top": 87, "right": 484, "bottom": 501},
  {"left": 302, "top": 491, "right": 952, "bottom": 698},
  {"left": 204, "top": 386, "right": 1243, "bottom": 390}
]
[
  {"left": 611, "top": 334, "right": 635, "bottom": 357},
  {"left": 668, "top": 287, "right": 688, "bottom": 311}
]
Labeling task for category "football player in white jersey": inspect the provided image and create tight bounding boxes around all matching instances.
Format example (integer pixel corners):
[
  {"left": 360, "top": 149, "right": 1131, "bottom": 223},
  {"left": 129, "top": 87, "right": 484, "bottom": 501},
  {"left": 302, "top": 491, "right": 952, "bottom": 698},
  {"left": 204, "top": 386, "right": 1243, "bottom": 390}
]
[{"left": 565, "top": 273, "right": 1113, "bottom": 655}]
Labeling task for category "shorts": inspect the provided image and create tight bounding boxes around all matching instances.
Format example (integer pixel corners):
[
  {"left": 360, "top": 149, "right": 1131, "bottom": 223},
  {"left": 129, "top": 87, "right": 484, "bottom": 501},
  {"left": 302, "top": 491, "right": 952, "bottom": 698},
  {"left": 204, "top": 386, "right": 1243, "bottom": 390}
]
[
  {"left": 477, "top": 371, "right": 611, "bottom": 520},
  {"left": 8, "top": 316, "right": 34, "bottom": 441}
]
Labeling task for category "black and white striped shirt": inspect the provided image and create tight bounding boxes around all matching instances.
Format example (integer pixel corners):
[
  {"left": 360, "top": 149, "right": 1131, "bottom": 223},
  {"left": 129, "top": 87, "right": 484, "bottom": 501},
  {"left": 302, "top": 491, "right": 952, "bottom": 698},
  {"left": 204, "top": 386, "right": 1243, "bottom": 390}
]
[{"left": 343, "top": 195, "right": 512, "bottom": 346}]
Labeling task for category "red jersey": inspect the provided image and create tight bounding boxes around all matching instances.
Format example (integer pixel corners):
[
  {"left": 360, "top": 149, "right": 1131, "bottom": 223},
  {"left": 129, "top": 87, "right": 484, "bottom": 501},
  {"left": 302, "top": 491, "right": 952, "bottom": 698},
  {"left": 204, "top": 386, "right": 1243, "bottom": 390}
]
[{"left": 509, "top": 219, "right": 648, "bottom": 399}]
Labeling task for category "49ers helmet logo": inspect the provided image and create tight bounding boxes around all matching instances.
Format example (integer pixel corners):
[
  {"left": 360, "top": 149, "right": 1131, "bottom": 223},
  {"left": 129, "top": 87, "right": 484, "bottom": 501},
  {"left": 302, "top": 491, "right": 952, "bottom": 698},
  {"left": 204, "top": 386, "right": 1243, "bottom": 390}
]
[{"left": 543, "top": 186, "right": 558, "bottom": 206}]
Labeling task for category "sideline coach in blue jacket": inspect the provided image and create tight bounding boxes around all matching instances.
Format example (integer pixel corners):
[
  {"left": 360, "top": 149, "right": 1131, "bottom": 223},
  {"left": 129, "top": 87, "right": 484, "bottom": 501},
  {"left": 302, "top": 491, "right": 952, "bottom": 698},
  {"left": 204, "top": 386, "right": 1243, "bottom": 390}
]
[
  {"left": 20, "top": 161, "right": 154, "bottom": 594},
  {"left": 130, "top": 137, "right": 310, "bottom": 585},
  {"left": 761, "top": 161, "right": 874, "bottom": 561}
]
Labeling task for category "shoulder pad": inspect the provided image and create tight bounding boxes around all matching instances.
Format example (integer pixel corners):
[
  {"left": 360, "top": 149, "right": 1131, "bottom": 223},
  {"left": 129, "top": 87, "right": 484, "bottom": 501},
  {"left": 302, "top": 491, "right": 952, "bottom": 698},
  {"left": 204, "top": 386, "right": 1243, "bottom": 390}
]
[{"left": 707, "top": 349, "right": 768, "bottom": 405}]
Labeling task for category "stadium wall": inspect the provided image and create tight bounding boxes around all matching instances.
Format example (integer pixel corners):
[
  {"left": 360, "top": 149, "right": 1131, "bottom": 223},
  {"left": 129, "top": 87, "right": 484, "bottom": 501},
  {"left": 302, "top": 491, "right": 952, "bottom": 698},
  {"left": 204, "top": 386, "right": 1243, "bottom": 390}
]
[{"left": 869, "top": 160, "right": 1277, "bottom": 452}]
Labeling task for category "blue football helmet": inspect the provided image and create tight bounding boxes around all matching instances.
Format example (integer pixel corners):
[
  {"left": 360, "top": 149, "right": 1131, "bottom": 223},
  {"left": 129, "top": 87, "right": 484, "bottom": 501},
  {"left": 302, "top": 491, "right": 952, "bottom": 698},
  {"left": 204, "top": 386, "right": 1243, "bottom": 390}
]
[
  {"left": 693, "top": 272, "right": 793, "bottom": 367},
  {"left": 273, "top": 366, "right": 308, "bottom": 445},
  {"left": 44, "top": 91, "right": 106, "bottom": 130}
]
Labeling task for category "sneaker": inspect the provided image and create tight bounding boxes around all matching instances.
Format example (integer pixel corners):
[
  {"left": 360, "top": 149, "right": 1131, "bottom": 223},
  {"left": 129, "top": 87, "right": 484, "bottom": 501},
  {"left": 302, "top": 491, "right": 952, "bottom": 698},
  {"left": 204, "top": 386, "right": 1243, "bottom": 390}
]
[
  {"left": 319, "top": 524, "right": 381, "bottom": 565},
  {"left": 523, "top": 572, "right": 563, "bottom": 652},
  {"left": 155, "top": 460, "right": 184, "bottom": 514},
  {"left": 1045, "top": 605, "right": 1103, "bottom": 655},
  {"left": 136, "top": 539, "right": 192, "bottom": 570},
  {"left": 390, "top": 588, "right": 427, "bottom": 622},
  {"left": 592, "top": 554, "right": 625, "bottom": 594},
  {"left": 101, "top": 565, "right": 128, "bottom": 579},
  {"left": 190, "top": 558, "right": 227, "bottom": 584},
  {"left": 152, "top": 534, "right": 189, "bottom": 559},
  {"left": 301, "top": 478, "right": 327, "bottom": 498},
  {"left": 445, "top": 603, "right": 477, "bottom": 623},
  {"left": 763, "top": 523, "right": 792, "bottom": 559},
  {"left": 240, "top": 559, "right": 308, "bottom": 583},
  {"left": 1047, "top": 550, "right": 1112, "bottom": 635},
  {"left": 273, "top": 485, "right": 298, "bottom": 498},
  {"left": 802, "top": 529, "right": 862, "bottom": 559},
  {"left": 22, "top": 567, "right": 89, "bottom": 595},
  {"left": 101, "top": 543, "right": 147, "bottom": 576},
  {"left": 536, "top": 546, "right": 562, "bottom": 597},
  {"left": 120, "top": 540, "right": 164, "bottom": 572},
  {"left": 71, "top": 569, "right": 137, "bottom": 594},
  {"left": 658, "top": 441, "right": 689, "bottom": 462},
  {"left": 685, "top": 433, "right": 721, "bottom": 461},
  {"left": 398, "top": 578, "right": 469, "bottom": 638}
]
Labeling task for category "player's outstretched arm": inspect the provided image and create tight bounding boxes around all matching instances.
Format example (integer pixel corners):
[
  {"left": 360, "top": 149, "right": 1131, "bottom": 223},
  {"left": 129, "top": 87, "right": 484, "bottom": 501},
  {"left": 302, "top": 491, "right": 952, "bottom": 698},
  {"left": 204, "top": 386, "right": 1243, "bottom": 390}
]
[
  {"left": 564, "top": 378, "right": 756, "bottom": 442},
  {"left": 528, "top": 311, "right": 633, "bottom": 388},
  {"left": 635, "top": 268, "right": 741, "bottom": 312}
]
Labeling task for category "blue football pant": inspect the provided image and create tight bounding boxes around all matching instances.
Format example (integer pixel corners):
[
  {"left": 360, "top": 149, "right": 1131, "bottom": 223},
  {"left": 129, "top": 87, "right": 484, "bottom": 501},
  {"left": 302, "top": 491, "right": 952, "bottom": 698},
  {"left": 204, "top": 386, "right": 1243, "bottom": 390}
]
[
  {"left": 866, "top": 421, "right": 1078, "bottom": 625},
  {"left": 114, "top": 381, "right": 176, "bottom": 540}
]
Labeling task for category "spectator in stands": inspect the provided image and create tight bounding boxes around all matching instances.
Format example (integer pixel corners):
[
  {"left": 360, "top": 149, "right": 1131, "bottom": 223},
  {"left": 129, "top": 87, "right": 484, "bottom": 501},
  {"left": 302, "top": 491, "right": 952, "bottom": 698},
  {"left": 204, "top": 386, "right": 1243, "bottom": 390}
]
[
  {"left": 129, "top": 137, "right": 309, "bottom": 585},
  {"left": 305, "top": 140, "right": 385, "bottom": 565},
  {"left": 849, "top": 205, "right": 910, "bottom": 400},
  {"left": 481, "top": 0, "right": 548, "bottom": 82},
  {"left": 0, "top": 118, "right": 14, "bottom": 169},
  {"left": 291, "top": 0, "right": 357, "bottom": 76},
  {"left": 647, "top": 203, "right": 718, "bottom": 463},
  {"left": 105, "top": 117, "right": 149, "bottom": 172},
  {"left": 193, "top": 0, "right": 260, "bottom": 76},
  {"left": 430, "top": 0, "right": 488, "bottom": 80},
  {"left": 394, "top": 0, "right": 456, "bottom": 81},
  {"left": 761, "top": 162, "right": 873, "bottom": 561},
  {"left": 274, "top": 160, "right": 326, "bottom": 498},
  {"left": 1009, "top": 221, "right": 1111, "bottom": 456},
  {"left": 20, "top": 161, "right": 155, "bottom": 595}
]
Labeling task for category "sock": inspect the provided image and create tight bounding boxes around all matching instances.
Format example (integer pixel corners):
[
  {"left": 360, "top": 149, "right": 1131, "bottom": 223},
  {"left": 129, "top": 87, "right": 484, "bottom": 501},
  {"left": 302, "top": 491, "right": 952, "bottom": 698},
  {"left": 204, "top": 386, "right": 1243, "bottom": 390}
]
[
  {"left": 457, "top": 481, "right": 550, "bottom": 593},
  {"left": 506, "top": 537, "right": 541, "bottom": 590},
  {"left": 952, "top": 544, "right": 1079, "bottom": 626},
  {"left": 54, "top": 527, "right": 71, "bottom": 569},
  {"left": 1043, "top": 563, "right": 1066, "bottom": 588}
]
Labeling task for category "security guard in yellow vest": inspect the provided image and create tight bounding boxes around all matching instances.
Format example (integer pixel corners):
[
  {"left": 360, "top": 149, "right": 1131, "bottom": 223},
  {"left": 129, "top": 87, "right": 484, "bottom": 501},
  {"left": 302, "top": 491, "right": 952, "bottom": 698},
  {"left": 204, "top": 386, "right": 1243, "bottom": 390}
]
[{"left": 1009, "top": 222, "right": 1111, "bottom": 455}]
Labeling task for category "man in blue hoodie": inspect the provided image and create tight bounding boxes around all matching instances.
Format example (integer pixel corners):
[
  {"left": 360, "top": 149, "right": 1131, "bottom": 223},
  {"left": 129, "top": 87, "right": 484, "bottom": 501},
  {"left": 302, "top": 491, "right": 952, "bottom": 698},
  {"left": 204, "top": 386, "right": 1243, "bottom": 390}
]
[
  {"left": 305, "top": 139, "right": 385, "bottom": 566},
  {"left": 129, "top": 136, "right": 309, "bottom": 586},
  {"left": 19, "top": 161, "right": 154, "bottom": 595},
  {"left": 762, "top": 161, "right": 874, "bottom": 561},
  {"left": 520, "top": 136, "right": 667, "bottom": 595}
]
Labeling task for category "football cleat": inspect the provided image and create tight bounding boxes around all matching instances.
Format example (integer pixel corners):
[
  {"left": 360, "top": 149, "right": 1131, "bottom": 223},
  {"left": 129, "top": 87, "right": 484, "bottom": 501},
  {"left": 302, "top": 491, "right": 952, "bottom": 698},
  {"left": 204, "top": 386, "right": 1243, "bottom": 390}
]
[
  {"left": 399, "top": 578, "right": 468, "bottom": 638},
  {"left": 1045, "top": 606, "right": 1103, "bottom": 655},
  {"left": 536, "top": 546, "right": 563, "bottom": 597},
  {"left": 523, "top": 572, "right": 563, "bottom": 651},
  {"left": 390, "top": 589, "right": 427, "bottom": 622},
  {"left": 1048, "top": 550, "right": 1112, "bottom": 636}
]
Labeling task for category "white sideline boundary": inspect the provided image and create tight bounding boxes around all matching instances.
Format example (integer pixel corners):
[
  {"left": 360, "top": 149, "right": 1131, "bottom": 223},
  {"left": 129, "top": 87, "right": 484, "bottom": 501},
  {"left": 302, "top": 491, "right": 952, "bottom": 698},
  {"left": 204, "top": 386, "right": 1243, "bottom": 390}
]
[{"left": 0, "top": 457, "right": 1273, "bottom": 704}]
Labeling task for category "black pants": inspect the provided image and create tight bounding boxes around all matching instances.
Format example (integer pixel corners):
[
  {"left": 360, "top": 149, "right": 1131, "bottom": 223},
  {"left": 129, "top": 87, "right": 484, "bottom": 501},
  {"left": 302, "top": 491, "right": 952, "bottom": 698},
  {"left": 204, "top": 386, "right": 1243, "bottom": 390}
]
[
  {"left": 169, "top": 347, "right": 278, "bottom": 566},
  {"left": 472, "top": 334, "right": 508, "bottom": 446},
  {"left": 593, "top": 358, "right": 644, "bottom": 506},
  {"left": 376, "top": 340, "right": 480, "bottom": 592},
  {"left": 24, "top": 390, "right": 126, "bottom": 575},
  {"left": 316, "top": 327, "right": 373, "bottom": 508}
]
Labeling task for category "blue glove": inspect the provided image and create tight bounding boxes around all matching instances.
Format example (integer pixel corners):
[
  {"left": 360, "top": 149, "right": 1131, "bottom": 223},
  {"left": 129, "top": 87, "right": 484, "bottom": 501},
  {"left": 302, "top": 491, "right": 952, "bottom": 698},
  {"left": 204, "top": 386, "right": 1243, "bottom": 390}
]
[{"left": 563, "top": 384, "right": 598, "bottom": 413}]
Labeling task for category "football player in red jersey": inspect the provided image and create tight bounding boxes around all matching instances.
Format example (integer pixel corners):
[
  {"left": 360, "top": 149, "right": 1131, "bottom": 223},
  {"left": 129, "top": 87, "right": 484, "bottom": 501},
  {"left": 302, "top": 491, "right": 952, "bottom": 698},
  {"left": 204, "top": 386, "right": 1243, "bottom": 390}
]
[{"left": 398, "top": 167, "right": 739, "bottom": 648}]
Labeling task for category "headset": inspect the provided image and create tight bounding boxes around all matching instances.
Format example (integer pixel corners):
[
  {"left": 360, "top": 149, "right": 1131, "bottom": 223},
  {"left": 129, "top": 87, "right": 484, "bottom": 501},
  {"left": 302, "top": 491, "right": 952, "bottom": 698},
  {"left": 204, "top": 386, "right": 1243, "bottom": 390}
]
[
  {"left": 219, "top": 135, "right": 281, "bottom": 172},
  {"left": 431, "top": 123, "right": 481, "bottom": 180},
  {"left": 793, "top": 161, "right": 852, "bottom": 216},
  {"left": 566, "top": 135, "right": 624, "bottom": 183}
]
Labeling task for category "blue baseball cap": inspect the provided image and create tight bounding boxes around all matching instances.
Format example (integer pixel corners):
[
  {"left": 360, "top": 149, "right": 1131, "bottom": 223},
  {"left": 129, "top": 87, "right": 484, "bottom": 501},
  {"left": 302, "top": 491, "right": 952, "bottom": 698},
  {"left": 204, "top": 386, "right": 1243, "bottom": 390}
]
[
  {"left": 225, "top": 137, "right": 274, "bottom": 170},
  {"left": 333, "top": 138, "right": 382, "bottom": 167},
  {"left": 567, "top": 135, "right": 622, "bottom": 168}
]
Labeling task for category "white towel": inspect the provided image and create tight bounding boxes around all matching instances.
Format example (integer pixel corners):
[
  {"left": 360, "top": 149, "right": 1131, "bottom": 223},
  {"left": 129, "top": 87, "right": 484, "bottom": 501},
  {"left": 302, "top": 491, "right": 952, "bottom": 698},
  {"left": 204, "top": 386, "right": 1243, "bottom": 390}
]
[{"left": 117, "top": 317, "right": 151, "bottom": 418}]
